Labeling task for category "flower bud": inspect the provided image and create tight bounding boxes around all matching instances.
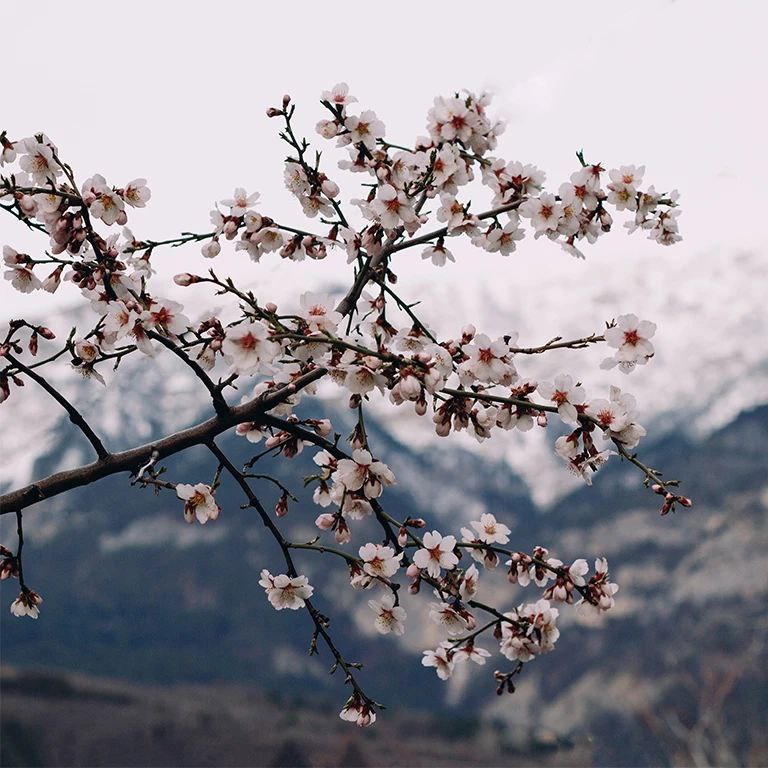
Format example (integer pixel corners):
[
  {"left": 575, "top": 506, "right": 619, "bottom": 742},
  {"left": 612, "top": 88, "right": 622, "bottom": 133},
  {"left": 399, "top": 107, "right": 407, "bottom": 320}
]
[
  {"left": 316, "top": 119, "right": 339, "bottom": 139},
  {"left": 201, "top": 239, "right": 221, "bottom": 259},
  {"left": 174, "top": 273, "right": 200, "bottom": 286},
  {"left": 266, "top": 107, "right": 282, "bottom": 118},
  {"left": 36, "top": 326, "right": 56, "bottom": 340},
  {"left": 321, "top": 179, "right": 340, "bottom": 198},
  {"left": 315, "top": 513, "right": 335, "bottom": 530}
]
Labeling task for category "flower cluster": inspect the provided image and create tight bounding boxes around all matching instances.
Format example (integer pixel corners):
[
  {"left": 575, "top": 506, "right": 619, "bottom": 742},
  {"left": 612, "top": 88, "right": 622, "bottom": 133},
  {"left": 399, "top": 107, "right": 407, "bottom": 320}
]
[{"left": 1, "top": 84, "right": 689, "bottom": 727}]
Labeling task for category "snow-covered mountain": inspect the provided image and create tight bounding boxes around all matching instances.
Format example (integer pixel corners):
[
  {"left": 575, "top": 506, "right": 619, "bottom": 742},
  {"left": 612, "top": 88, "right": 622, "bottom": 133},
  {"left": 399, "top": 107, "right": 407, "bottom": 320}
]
[{"left": 2, "top": 238, "right": 766, "bottom": 507}]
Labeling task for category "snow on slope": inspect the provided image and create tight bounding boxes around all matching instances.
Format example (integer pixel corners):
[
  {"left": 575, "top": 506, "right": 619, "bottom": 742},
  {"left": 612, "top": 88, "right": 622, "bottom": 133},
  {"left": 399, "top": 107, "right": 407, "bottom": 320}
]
[{"left": 1, "top": 237, "right": 766, "bottom": 507}]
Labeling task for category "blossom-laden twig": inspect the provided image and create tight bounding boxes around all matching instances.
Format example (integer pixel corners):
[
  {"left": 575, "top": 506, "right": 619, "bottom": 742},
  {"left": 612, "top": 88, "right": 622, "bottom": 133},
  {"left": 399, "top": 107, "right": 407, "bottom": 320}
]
[{"left": 0, "top": 84, "right": 689, "bottom": 724}]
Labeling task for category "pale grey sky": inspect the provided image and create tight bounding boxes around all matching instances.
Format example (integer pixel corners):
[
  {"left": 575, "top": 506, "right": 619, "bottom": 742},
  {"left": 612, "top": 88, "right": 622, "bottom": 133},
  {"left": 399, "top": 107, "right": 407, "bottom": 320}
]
[
  {"left": 2, "top": 0, "right": 767, "bottom": 506},
  {"left": 2, "top": 0, "right": 766, "bottom": 320}
]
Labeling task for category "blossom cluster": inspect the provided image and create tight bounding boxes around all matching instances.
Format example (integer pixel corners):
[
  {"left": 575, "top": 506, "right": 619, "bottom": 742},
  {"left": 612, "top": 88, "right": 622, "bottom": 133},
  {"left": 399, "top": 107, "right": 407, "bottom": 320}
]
[{"left": 0, "top": 84, "right": 687, "bottom": 726}]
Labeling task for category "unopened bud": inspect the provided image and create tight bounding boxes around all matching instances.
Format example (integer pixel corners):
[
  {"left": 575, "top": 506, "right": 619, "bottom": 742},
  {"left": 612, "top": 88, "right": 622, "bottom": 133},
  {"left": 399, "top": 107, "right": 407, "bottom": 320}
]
[
  {"left": 275, "top": 493, "right": 289, "bottom": 518},
  {"left": 321, "top": 179, "right": 340, "bottom": 198},
  {"left": 678, "top": 495, "right": 693, "bottom": 508},
  {"left": 266, "top": 107, "right": 282, "bottom": 118},
  {"left": 36, "top": 326, "right": 56, "bottom": 340},
  {"left": 651, "top": 484, "right": 665, "bottom": 495},
  {"left": 315, "top": 513, "right": 335, "bottom": 530},
  {"left": 201, "top": 239, "right": 221, "bottom": 259},
  {"left": 398, "top": 527, "right": 408, "bottom": 548},
  {"left": 174, "top": 272, "right": 200, "bottom": 286},
  {"left": 461, "top": 324, "right": 476, "bottom": 343},
  {"left": 282, "top": 94, "right": 291, "bottom": 108}
]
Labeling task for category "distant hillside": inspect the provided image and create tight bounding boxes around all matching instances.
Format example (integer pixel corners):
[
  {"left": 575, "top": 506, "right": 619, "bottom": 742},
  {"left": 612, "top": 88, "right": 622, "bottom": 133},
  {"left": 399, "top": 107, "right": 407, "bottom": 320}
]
[{"left": 2, "top": 398, "right": 767, "bottom": 766}]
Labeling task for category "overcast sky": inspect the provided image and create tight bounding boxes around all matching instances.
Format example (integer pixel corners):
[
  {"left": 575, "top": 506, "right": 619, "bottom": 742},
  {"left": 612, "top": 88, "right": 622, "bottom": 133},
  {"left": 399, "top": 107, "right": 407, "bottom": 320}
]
[
  {"left": 2, "top": 0, "right": 767, "bottom": 508},
  {"left": 2, "top": 0, "right": 766, "bottom": 322}
]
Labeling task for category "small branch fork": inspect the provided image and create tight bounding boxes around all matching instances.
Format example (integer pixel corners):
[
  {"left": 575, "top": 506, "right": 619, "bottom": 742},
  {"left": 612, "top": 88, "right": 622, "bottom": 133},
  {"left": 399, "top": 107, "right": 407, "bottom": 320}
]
[
  {"left": 0, "top": 104, "right": 688, "bottom": 716},
  {"left": 207, "top": 441, "right": 373, "bottom": 705}
]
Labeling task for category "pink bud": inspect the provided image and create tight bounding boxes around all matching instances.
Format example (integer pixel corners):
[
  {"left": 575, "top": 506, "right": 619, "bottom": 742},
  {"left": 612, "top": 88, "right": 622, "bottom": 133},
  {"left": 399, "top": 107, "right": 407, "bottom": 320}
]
[
  {"left": 651, "top": 484, "right": 665, "bottom": 495},
  {"left": 321, "top": 179, "right": 340, "bottom": 198},
  {"left": 315, "top": 513, "right": 335, "bottom": 530},
  {"left": 174, "top": 273, "right": 199, "bottom": 286},
  {"left": 266, "top": 107, "right": 282, "bottom": 118},
  {"left": 406, "top": 563, "right": 420, "bottom": 579},
  {"left": 36, "top": 326, "right": 56, "bottom": 340},
  {"left": 264, "top": 302, "right": 278, "bottom": 314},
  {"left": 201, "top": 239, "right": 221, "bottom": 259}
]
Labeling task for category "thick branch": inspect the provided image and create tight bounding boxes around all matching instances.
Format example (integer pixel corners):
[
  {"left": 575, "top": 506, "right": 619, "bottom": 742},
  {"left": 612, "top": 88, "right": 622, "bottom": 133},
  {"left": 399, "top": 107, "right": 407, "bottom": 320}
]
[
  {"left": 6, "top": 353, "right": 109, "bottom": 460},
  {"left": 0, "top": 368, "right": 326, "bottom": 515}
]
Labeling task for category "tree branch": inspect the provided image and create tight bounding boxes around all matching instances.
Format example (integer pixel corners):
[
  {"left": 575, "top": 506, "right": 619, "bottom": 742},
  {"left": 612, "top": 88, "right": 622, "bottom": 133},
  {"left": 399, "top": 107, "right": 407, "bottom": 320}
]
[
  {"left": 6, "top": 353, "right": 109, "bottom": 461},
  {"left": 0, "top": 367, "right": 326, "bottom": 515}
]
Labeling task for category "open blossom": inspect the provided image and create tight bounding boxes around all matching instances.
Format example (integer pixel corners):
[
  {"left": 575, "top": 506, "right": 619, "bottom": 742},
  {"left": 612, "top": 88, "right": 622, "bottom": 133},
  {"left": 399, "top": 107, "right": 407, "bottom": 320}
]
[
  {"left": 299, "top": 291, "right": 342, "bottom": 334},
  {"left": 413, "top": 531, "right": 458, "bottom": 578},
  {"left": 421, "top": 243, "right": 455, "bottom": 266},
  {"left": 359, "top": 543, "right": 402, "bottom": 579},
  {"left": 538, "top": 374, "right": 585, "bottom": 426},
  {"left": 10, "top": 589, "right": 43, "bottom": 619},
  {"left": 459, "top": 334, "right": 516, "bottom": 385},
  {"left": 222, "top": 322, "right": 279, "bottom": 374},
  {"left": 19, "top": 138, "right": 60, "bottom": 184},
  {"left": 146, "top": 298, "right": 190, "bottom": 337},
  {"left": 368, "top": 594, "right": 406, "bottom": 635},
  {"left": 221, "top": 187, "right": 259, "bottom": 217},
  {"left": 83, "top": 175, "right": 126, "bottom": 225},
  {"left": 342, "top": 110, "right": 385, "bottom": 150},
  {"left": 175, "top": 483, "right": 220, "bottom": 524},
  {"left": 123, "top": 178, "right": 151, "bottom": 208},
  {"left": 585, "top": 397, "right": 629, "bottom": 433},
  {"left": 519, "top": 192, "right": 561, "bottom": 234},
  {"left": 259, "top": 570, "right": 313, "bottom": 611},
  {"left": 370, "top": 184, "right": 416, "bottom": 229},
  {"left": 607, "top": 165, "right": 645, "bottom": 211},
  {"left": 454, "top": 644, "right": 491, "bottom": 665},
  {"left": 422, "top": 643, "right": 456, "bottom": 680},
  {"left": 5, "top": 265, "right": 41, "bottom": 293},
  {"left": 474, "top": 216, "right": 525, "bottom": 255},
  {"left": 429, "top": 602, "right": 470, "bottom": 636},
  {"left": 470, "top": 512, "right": 511, "bottom": 545},
  {"left": 332, "top": 449, "right": 395, "bottom": 499},
  {"left": 499, "top": 599, "right": 560, "bottom": 662},
  {"left": 601, "top": 314, "right": 656, "bottom": 373},
  {"left": 322, "top": 82, "right": 357, "bottom": 107}
]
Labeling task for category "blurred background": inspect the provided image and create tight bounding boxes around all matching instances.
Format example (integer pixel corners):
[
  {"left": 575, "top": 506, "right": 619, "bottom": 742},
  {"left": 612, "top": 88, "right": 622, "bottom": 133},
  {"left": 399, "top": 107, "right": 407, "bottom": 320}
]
[{"left": 1, "top": 1, "right": 766, "bottom": 766}]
